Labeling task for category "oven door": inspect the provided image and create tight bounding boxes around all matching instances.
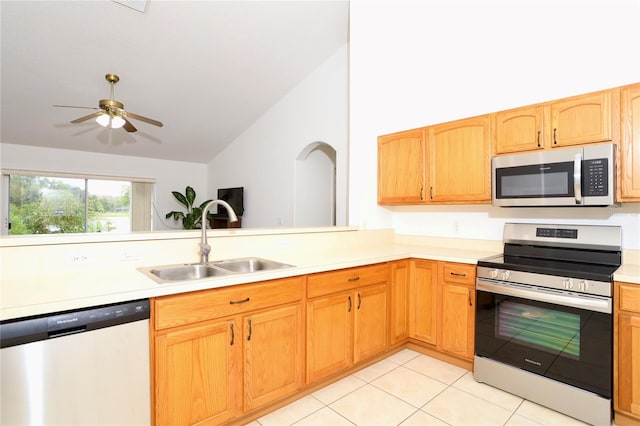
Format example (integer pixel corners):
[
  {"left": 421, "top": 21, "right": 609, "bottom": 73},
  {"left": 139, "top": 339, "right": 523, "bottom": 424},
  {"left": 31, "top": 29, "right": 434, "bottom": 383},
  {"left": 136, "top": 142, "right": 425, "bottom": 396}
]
[{"left": 475, "top": 279, "right": 612, "bottom": 398}]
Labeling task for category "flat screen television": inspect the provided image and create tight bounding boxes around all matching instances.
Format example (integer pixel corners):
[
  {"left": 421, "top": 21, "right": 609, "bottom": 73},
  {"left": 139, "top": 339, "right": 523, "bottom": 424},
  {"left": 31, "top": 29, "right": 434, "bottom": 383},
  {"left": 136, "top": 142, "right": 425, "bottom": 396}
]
[{"left": 215, "top": 187, "right": 244, "bottom": 217}]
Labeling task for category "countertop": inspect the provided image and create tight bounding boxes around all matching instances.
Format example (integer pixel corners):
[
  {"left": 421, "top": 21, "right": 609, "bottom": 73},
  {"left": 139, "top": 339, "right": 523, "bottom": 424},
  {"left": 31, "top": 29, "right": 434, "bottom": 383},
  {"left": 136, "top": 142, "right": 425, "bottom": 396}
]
[{"left": 1, "top": 228, "right": 638, "bottom": 322}]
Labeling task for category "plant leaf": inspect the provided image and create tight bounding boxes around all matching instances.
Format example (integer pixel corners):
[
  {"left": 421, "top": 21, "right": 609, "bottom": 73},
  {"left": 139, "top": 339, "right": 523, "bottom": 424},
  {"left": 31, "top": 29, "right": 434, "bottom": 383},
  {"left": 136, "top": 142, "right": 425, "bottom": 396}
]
[
  {"left": 198, "top": 199, "right": 215, "bottom": 210},
  {"left": 185, "top": 186, "right": 196, "bottom": 209},
  {"left": 172, "top": 191, "right": 189, "bottom": 209}
]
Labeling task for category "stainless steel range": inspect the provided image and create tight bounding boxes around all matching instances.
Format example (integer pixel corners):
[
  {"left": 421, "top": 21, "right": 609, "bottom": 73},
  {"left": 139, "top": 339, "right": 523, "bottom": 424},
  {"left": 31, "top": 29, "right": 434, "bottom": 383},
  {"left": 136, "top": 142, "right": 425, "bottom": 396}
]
[{"left": 474, "top": 222, "right": 621, "bottom": 426}]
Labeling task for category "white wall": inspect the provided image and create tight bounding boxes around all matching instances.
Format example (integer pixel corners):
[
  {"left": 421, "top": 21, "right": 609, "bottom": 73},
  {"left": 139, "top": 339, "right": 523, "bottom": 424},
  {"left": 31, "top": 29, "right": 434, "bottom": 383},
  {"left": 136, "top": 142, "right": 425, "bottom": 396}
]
[
  {"left": 349, "top": 0, "right": 640, "bottom": 248},
  {"left": 0, "top": 143, "right": 208, "bottom": 231},
  {"left": 207, "top": 44, "right": 348, "bottom": 228}
]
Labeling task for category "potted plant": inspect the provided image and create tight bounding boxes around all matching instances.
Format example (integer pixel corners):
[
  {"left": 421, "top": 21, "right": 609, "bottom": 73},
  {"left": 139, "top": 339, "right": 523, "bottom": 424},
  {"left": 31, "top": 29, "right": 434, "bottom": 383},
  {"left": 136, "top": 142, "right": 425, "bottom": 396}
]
[{"left": 165, "top": 186, "right": 213, "bottom": 229}]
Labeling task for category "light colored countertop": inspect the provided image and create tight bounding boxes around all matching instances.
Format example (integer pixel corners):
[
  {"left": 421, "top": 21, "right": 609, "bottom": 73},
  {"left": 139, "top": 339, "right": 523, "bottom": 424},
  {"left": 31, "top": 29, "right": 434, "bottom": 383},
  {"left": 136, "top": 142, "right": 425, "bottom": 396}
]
[{"left": 1, "top": 228, "right": 638, "bottom": 321}]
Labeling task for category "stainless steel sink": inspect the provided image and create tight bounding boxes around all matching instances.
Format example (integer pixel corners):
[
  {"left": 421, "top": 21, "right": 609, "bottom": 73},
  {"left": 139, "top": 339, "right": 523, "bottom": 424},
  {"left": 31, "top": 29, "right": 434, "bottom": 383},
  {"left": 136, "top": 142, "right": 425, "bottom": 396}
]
[
  {"left": 139, "top": 257, "right": 293, "bottom": 283},
  {"left": 147, "top": 264, "right": 229, "bottom": 282},
  {"left": 213, "top": 257, "right": 293, "bottom": 273}
]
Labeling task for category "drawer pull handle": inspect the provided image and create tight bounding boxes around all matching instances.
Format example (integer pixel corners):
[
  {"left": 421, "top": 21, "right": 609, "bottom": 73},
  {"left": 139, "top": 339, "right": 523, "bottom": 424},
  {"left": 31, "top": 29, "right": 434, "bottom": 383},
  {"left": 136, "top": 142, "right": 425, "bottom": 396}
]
[
  {"left": 348, "top": 276, "right": 360, "bottom": 282},
  {"left": 450, "top": 272, "right": 467, "bottom": 277},
  {"left": 357, "top": 293, "right": 362, "bottom": 309},
  {"left": 230, "top": 323, "right": 235, "bottom": 346},
  {"left": 247, "top": 319, "right": 252, "bottom": 341},
  {"left": 230, "top": 297, "right": 250, "bottom": 305},
  {"left": 348, "top": 296, "right": 352, "bottom": 312}
]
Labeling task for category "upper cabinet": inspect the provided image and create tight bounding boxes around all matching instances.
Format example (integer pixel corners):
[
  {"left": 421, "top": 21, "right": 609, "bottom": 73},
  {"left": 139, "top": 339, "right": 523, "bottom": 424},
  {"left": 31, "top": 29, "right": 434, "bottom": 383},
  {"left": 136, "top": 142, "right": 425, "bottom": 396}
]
[
  {"left": 378, "top": 116, "right": 492, "bottom": 205},
  {"left": 619, "top": 83, "right": 640, "bottom": 201},
  {"left": 428, "top": 115, "right": 492, "bottom": 203},
  {"left": 550, "top": 89, "right": 619, "bottom": 148},
  {"left": 378, "top": 129, "right": 426, "bottom": 204},
  {"left": 494, "top": 105, "right": 549, "bottom": 154},
  {"left": 378, "top": 83, "right": 637, "bottom": 206}
]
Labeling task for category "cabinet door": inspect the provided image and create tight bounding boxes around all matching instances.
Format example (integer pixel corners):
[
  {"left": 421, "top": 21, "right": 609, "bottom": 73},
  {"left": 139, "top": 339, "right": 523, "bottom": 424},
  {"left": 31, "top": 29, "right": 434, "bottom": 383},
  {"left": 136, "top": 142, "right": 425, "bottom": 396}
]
[
  {"left": 244, "top": 304, "right": 303, "bottom": 411},
  {"left": 155, "top": 319, "right": 241, "bottom": 426},
  {"left": 495, "top": 105, "right": 548, "bottom": 153},
  {"left": 616, "top": 313, "right": 640, "bottom": 418},
  {"left": 353, "top": 284, "right": 388, "bottom": 363},
  {"left": 389, "top": 260, "right": 409, "bottom": 345},
  {"left": 306, "top": 292, "right": 353, "bottom": 383},
  {"left": 409, "top": 259, "right": 438, "bottom": 345},
  {"left": 378, "top": 128, "right": 426, "bottom": 204},
  {"left": 619, "top": 83, "right": 640, "bottom": 200},
  {"left": 428, "top": 115, "right": 491, "bottom": 203},
  {"left": 440, "top": 282, "right": 475, "bottom": 360},
  {"left": 550, "top": 90, "right": 616, "bottom": 147}
]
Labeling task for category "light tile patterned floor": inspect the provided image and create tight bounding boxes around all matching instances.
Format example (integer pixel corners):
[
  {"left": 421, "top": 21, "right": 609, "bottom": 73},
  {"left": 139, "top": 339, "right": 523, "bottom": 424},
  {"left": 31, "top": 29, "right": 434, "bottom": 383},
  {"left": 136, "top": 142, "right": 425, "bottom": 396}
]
[{"left": 249, "top": 349, "right": 597, "bottom": 426}]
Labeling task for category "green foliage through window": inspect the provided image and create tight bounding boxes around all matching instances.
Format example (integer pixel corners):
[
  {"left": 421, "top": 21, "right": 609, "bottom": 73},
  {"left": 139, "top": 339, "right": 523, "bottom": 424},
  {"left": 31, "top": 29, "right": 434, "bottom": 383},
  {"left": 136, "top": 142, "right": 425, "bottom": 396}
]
[{"left": 8, "top": 175, "right": 132, "bottom": 235}]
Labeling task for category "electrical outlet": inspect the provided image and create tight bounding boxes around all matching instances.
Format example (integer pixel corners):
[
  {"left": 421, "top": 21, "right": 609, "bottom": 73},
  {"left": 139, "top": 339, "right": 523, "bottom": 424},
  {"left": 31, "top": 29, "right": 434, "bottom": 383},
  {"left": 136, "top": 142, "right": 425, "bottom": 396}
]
[{"left": 69, "top": 254, "right": 88, "bottom": 264}]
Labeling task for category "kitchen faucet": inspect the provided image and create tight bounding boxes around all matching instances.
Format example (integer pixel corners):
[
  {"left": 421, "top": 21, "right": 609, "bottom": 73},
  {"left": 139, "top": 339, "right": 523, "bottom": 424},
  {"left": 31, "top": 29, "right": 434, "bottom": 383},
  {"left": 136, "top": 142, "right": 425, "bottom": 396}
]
[{"left": 199, "top": 199, "right": 239, "bottom": 264}]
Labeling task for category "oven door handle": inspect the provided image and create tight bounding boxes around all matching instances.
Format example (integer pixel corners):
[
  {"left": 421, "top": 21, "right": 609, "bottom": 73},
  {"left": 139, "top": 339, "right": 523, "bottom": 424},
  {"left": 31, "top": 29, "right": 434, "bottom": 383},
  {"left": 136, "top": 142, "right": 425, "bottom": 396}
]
[{"left": 476, "top": 279, "right": 611, "bottom": 314}]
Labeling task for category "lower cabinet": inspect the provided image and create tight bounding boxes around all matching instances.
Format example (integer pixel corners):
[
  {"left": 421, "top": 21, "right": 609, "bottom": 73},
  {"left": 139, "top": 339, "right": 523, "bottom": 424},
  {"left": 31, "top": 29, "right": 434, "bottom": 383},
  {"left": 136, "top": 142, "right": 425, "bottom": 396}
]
[
  {"left": 615, "top": 281, "right": 640, "bottom": 425},
  {"left": 409, "top": 259, "right": 476, "bottom": 361},
  {"left": 409, "top": 259, "right": 438, "bottom": 345},
  {"left": 389, "top": 260, "right": 410, "bottom": 345},
  {"left": 152, "top": 276, "right": 304, "bottom": 426},
  {"left": 306, "top": 264, "right": 389, "bottom": 383},
  {"left": 439, "top": 262, "right": 476, "bottom": 360},
  {"left": 155, "top": 319, "right": 241, "bottom": 425}
]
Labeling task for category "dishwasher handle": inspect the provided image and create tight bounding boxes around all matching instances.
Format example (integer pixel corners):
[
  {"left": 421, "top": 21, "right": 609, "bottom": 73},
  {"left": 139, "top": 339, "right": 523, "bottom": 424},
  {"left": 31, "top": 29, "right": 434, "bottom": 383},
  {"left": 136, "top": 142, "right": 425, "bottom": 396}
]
[{"left": 1, "top": 299, "right": 150, "bottom": 349}]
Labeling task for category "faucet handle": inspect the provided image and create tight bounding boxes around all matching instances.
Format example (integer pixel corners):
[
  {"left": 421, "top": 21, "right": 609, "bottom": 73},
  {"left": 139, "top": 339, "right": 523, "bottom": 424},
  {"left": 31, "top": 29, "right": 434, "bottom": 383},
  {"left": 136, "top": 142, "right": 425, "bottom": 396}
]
[{"left": 199, "top": 242, "right": 211, "bottom": 256}]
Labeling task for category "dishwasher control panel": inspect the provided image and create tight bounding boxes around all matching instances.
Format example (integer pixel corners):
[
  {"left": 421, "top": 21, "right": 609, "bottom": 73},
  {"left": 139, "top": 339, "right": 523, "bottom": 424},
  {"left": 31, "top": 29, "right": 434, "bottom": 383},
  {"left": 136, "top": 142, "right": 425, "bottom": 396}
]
[{"left": 0, "top": 299, "right": 150, "bottom": 348}]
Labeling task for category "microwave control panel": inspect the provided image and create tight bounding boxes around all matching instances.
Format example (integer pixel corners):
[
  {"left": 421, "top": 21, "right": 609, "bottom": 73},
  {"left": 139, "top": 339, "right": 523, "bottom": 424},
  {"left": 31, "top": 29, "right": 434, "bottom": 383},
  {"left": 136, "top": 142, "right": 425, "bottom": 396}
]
[{"left": 582, "top": 158, "right": 608, "bottom": 196}]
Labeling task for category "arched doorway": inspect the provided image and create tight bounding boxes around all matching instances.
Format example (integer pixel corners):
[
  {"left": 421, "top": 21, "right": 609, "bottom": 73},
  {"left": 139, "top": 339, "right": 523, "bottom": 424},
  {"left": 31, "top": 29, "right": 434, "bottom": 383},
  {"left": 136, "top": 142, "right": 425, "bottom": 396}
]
[{"left": 294, "top": 142, "right": 336, "bottom": 227}]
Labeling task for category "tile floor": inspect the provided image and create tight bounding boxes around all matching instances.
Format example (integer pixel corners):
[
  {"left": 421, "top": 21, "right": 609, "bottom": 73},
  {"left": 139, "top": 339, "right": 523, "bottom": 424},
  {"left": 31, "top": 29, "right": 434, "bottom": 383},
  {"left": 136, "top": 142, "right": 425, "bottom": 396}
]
[{"left": 248, "top": 349, "right": 598, "bottom": 426}]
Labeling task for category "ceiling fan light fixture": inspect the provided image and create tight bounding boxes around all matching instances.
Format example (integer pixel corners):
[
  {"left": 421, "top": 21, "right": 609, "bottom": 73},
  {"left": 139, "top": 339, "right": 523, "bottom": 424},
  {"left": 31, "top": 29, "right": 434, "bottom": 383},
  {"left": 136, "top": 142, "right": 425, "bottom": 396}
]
[
  {"left": 111, "top": 115, "right": 126, "bottom": 129},
  {"left": 96, "top": 114, "right": 111, "bottom": 127}
]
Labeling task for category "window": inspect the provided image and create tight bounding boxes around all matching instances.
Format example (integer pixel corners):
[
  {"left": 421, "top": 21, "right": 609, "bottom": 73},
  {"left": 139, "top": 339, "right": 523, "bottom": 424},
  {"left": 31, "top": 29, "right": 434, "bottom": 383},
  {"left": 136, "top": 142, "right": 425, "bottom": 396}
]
[{"left": 2, "top": 170, "right": 154, "bottom": 235}]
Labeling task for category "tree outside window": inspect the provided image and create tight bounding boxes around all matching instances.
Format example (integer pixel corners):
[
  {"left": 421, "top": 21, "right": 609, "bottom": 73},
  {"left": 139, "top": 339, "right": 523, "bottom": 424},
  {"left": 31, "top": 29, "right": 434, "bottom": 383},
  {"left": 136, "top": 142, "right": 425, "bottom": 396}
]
[{"left": 8, "top": 175, "right": 132, "bottom": 234}]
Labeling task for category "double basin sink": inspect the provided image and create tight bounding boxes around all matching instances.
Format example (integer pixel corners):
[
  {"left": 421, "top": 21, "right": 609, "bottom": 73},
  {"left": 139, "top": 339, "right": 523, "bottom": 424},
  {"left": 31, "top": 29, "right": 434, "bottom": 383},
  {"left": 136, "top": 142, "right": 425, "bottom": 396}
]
[{"left": 140, "top": 257, "right": 294, "bottom": 284}]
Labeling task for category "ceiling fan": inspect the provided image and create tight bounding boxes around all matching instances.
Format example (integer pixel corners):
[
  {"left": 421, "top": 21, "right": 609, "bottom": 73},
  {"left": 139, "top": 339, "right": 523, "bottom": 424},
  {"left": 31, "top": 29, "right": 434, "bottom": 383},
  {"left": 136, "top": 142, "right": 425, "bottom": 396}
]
[{"left": 54, "top": 73, "right": 163, "bottom": 133}]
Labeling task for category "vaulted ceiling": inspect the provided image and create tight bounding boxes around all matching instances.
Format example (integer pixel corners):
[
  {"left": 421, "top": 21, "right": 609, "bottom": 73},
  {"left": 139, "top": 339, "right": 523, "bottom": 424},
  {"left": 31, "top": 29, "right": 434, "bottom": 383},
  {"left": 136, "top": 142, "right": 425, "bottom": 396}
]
[{"left": 0, "top": 0, "right": 349, "bottom": 163}]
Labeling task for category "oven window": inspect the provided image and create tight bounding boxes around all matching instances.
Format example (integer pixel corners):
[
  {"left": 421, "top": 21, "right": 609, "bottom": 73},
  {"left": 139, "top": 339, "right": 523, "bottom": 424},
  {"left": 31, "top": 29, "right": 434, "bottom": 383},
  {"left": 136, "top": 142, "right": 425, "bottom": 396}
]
[{"left": 498, "top": 301, "right": 580, "bottom": 359}]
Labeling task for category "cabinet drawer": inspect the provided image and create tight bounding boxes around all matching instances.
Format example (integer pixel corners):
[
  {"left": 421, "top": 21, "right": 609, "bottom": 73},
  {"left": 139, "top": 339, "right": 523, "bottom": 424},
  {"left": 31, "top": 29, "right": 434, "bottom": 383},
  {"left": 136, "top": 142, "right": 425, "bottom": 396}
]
[
  {"left": 618, "top": 282, "right": 640, "bottom": 313},
  {"left": 307, "top": 263, "right": 389, "bottom": 298},
  {"left": 442, "top": 262, "right": 476, "bottom": 285},
  {"left": 154, "top": 276, "right": 304, "bottom": 330}
]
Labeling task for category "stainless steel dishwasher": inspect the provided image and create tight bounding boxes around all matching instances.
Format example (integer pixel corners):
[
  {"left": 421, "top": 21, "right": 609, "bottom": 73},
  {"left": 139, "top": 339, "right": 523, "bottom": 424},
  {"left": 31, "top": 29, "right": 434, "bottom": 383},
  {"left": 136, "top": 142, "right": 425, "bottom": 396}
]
[{"left": 0, "top": 299, "right": 151, "bottom": 425}]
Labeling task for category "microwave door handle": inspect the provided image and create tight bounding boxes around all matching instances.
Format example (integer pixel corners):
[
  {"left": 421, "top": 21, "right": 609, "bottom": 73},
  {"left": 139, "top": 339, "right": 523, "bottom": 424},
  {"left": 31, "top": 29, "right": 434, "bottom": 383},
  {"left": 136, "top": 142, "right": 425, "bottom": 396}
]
[{"left": 574, "top": 153, "right": 582, "bottom": 204}]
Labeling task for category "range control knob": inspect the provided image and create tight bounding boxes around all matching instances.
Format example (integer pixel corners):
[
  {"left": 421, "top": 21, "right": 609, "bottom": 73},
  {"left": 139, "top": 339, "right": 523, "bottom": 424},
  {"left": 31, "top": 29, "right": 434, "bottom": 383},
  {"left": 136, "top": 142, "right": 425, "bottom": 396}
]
[
  {"left": 490, "top": 269, "right": 499, "bottom": 279},
  {"left": 501, "top": 270, "right": 511, "bottom": 280},
  {"left": 563, "top": 279, "right": 573, "bottom": 289},
  {"left": 577, "top": 280, "right": 588, "bottom": 292}
]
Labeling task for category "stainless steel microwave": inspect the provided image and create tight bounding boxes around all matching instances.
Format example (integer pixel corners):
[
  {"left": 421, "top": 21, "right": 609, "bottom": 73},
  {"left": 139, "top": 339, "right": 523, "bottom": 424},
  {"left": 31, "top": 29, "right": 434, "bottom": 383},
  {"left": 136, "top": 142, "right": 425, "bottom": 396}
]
[{"left": 492, "top": 143, "right": 616, "bottom": 207}]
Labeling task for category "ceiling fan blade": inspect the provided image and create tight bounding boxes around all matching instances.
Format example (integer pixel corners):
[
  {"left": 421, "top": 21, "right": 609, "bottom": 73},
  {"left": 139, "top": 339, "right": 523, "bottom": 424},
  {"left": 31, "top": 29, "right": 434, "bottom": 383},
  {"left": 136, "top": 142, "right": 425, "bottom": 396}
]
[
  {"left": 122, "top": 118, "right": 137, "bottom": 133},
  {"left": 53, "top": 104, "right": 100, "bottom": 110},
  {"left": 71, "top": 111, "right": 105, "bottom": 123},
  {"left": 126, "top": 111, "right": 163, "bottom": 127}
]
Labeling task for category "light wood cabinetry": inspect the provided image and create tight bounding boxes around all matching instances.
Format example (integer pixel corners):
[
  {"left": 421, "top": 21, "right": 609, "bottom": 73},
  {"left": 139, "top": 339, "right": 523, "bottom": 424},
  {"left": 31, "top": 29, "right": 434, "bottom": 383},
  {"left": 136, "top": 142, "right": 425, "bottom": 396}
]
[
  {"left": 378, "top": 116, "right": 492, "bottom": 205},
  {"left": 389, "top": 260, "right": 410, "bottom": 346},
  {"left": 619, "top": 83, "right": 640, "bottom": 201},
  {"left": 428, "top": 115, "right": 492, "bottom": 203},
  {"left": 494, "top": 105, "right": 549, "bottom": 154},
  {"left": 155, "top": 318, "right": 241, "bottom": 425},
  {"left": 439, "top": 262, "right": 476, "bottom": 360},
  {"left": 550, "top": 89, "right": 619, "bottom": 148},
  {"left": 409, "top": 260, "right": 475, "bottom": 361},
  {"left": 378, "top": 129, "right": 426, "bottom": 203},
  {"left": 615, "top": 281, "right": 640, "bottom": 425},
  {"left": 409, "top": 259, "right": 439, "bottom": 345},
  {"left": 306, "top": 263, "right": 389, "bottom": 383},
  {"left": 152, "top": 276, "right": 304, "bottom": 426}
]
